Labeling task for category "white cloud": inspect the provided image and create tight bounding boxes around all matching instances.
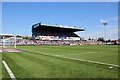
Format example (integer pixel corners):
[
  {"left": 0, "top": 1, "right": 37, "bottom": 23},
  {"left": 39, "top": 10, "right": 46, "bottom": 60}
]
[
  {"left": 100, "top": 16, "right": 118, "bottom": 24},
  {"left": 100, "top": 19, "right": 108, "bottom": 23}
]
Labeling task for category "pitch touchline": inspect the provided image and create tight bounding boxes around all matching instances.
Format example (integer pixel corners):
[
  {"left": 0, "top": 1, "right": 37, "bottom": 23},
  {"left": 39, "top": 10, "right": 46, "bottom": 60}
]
[
  {"left": 42, "top": 53, "right": 119, "bottom": 67},
  {"left": 2, "top": 60, "right": 16, "bottom": 80},
  {"left": 22, "top": 49, "right": 120, "bottom": 68},
  {"left": 62, "top": 52, "right": 97, "bottom": 56}
]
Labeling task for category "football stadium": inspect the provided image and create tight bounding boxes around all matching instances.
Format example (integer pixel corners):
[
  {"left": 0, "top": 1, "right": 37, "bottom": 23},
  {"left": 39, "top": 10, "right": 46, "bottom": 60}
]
[{"left": 0, "top": 23, "right": 119, "bottom": 80}]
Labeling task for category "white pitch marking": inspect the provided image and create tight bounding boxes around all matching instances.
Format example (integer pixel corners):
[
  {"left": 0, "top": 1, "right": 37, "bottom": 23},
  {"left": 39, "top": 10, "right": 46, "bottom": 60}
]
[
  {"left": 0, "top": 50, "right": 2, "bottom": 53},
  {"left": 2, "top": 60, "right": 16, "bottom": 80},
  {"left": 42, "top": 53, "right": 119, "bottom": 67},
  {"left": 22, "top": 49, "right": 120, "bottom": 68},
  {"left": 63, "top": 52, "right": 97, "bottom": 56}
]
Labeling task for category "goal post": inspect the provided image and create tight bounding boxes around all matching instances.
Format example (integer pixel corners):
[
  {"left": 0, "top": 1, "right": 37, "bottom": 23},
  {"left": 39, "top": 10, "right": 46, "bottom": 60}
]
[
  {"left": 2, "top": 36, "right": 16, "bottom": 49},
  {"left": 14, "top": 36, "right": 16, "bottom": 48}
]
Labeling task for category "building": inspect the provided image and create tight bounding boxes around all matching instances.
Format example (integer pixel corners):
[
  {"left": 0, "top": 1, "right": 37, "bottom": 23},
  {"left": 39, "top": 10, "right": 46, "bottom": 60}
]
[
  {"left": 32, "top": 23, "right": 85, "bottom": 40},
  {"left": 0, "top": 34, "right": 12, "bottom": 38}
]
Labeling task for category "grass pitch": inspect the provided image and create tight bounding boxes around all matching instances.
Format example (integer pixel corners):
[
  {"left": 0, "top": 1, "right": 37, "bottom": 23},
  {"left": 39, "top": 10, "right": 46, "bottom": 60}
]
[{"left": 2, "top": 45, "right": 119, "bottom": 79}]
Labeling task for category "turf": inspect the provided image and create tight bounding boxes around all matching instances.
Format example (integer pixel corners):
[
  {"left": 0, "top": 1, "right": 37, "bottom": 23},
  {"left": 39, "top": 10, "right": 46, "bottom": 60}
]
[{"left": 2, "top": 45, "right": 119, "bottom": 78}]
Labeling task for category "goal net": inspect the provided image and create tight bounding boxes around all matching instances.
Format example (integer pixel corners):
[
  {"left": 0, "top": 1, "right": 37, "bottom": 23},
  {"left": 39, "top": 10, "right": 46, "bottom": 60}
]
[{"left": 1, "top": 36, "right": 16, "bottom": 49}]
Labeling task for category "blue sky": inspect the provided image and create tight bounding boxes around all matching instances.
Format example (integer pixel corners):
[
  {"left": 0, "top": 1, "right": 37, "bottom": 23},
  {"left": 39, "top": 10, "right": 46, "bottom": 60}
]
[
  {"left": 2, "top": 2, "right": 118, "bottom": 40},
  {"left": 2, "top": 0, "right": 120, "bottom": 2}
]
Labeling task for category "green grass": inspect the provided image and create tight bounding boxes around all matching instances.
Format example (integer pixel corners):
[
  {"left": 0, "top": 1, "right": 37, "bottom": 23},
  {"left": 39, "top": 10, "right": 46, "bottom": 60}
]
[{"left": 2, "top": 45, "right": 119, "bottom": 79}]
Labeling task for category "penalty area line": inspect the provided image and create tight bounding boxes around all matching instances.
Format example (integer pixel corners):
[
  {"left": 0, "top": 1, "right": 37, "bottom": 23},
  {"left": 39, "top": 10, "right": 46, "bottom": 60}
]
[{"left": 2, "top": 60, "right": 16, "bottom": 80}]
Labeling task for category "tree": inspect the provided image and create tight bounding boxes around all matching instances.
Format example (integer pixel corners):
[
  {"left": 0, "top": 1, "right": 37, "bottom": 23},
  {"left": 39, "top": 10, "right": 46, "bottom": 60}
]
[
  {"left": 97, "top": 37, "right": 105, "bottom": 42},
  {"left": 107, "top": 39, "right": 111, "bottom": 42},
  {"left": 88, "top": 38, "right": 91, "bottom": 40},
  {"left": 16, "top": 35, "right": 22, "bottom": 37}
]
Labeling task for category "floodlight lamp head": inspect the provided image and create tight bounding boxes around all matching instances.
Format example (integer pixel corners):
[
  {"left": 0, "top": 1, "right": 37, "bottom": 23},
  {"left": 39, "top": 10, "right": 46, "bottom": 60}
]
[{"left": 102, "top": 22, "right": 107, "bottom": 25}]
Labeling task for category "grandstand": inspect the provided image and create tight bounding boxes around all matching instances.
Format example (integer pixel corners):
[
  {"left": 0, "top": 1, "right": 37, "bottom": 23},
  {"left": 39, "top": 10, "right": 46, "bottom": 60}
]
[{"left": 32, "top": 23, "right": 85, "bottom": 40}]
